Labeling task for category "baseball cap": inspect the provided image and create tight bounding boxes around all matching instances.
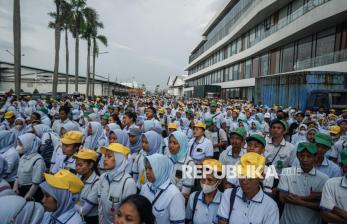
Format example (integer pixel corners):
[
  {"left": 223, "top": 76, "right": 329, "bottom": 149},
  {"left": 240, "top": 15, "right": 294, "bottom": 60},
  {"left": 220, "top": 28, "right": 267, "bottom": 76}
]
[
  {"left": 246, "top": 134, "right": 266, "bottom": 148},
  {"left": 297, "top": 142, "right": 317, "bottom": 154}
]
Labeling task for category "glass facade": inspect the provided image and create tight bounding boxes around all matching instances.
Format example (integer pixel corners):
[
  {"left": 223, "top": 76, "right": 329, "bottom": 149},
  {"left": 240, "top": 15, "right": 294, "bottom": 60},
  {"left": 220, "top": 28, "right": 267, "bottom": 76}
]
[
  {"left": 185, "top": 22, "right": 347, "bottom": 88},
  {"left": 188, "top": 0, "right": 331, "bottom": 75}
]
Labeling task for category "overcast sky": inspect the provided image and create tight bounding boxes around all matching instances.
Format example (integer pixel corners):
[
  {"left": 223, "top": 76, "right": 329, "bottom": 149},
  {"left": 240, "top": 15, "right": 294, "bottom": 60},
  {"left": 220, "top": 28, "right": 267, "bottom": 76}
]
[{"left": 0, "top": 0, "right": 229, "bottom": 90}]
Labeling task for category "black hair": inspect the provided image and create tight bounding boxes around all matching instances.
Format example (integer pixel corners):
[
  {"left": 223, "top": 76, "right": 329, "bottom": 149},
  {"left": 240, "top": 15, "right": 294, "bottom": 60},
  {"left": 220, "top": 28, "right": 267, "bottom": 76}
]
[
  {"left": 31, "top": 112, "right": 41, "bottom": 121},
  {"left": 119, "top": 195, "right": 155, "bottom": 224},
  {"left": 59, "top": 106, "right": 70, "bottom": 114},
  {"left": 124, "top": 111, "right": 137, "bottom": 123}
]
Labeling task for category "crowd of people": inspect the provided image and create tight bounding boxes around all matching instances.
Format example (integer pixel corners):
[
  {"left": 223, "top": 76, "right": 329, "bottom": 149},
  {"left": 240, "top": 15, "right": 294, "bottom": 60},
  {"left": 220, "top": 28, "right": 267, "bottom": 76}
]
[{"left": 0, "top": 94, "right": 346, "bottom": 224}]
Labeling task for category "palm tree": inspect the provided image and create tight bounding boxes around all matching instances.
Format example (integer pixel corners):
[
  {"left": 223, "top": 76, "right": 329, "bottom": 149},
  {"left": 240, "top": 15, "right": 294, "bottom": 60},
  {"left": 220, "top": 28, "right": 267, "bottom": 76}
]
[
  {"left": 13, "top": 0, "right": 21, "bottom": 98},
  {"left": 61, "top": 1, "right": 73, "bottom": 94},
  {"left": 91, "top": 33, "right": 107, "bottom": 96},
  {"left": 81, "top": 7, "right": 98, "bottom": 97},
  {"left": 70, "top": 0, "right": 86, "bottom": 92},
  {"left": 48, "top": 0, "right": 63, "bottom": 99}
]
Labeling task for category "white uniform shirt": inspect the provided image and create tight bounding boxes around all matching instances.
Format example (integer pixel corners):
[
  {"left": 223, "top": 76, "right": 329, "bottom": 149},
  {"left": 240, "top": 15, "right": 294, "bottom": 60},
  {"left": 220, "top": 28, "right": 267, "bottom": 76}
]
[
  {"left": 80, "top": 171, "right": 99, "bottom": 217},
  {"left": 278, "top": 167, "right": 329, "bottom": 224},
  {"left": 51, "top": 155, "right": 76, "bottom": 174},
  {"left": 42, "top": 208, "right": 83, "bottom": 224},
  {"left": 140, "top": 180, "right": 185, "bottom": 224},
  {"left": 205, "top": 129, "right": 228, "bottom": 152},
  {"left": 97, "top": 172, "right": 136, "bottom": 224},
  {"left": 188, "top": 137, "right": 214, "bottom": 164},
  {"left": 169, "top": 153, "right": 195, "bottom": 194},
  {"left": 265, "top": 137, "right": 296, "bottom": 173},
  {"left": 320, "top": 176, "right": 347, "bottom": 211},
  {"left": 1, "top": 147, "right": 20, "bottom": 183},
  {"left": 219, "top": 146, "right": 246, "bottom": 165},
  {"left": 217, "top": 187, "right": 279, "bottom": 224},
  {"left": 17, "top": 153, "right": 45, "bottom": 185},
  {"left": 186, "top": 190, "right": 222, "bottom": 224}
]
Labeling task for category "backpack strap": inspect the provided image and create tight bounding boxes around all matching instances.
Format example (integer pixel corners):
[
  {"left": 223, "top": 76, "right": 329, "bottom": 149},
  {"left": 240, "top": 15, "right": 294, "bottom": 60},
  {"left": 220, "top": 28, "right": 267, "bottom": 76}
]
[
  {"left": 191, "top": 191, "right": 200, "bottom": 223},
  {"left": 228, "top": 187, "right": 238, "bottom": 221}
]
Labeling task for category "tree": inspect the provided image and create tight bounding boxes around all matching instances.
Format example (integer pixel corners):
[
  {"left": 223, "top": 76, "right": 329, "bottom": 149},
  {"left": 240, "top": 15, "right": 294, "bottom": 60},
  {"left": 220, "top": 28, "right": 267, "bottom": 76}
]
[
  {"left": 48, "top": 0, "right": 63, "bottom": 99},
  {"left": 81, "top": 7, "right": 99, "bottom": 97},
  {"left": 91, "top": 34, "right": 107, "bottom": 96},
  {"left": 61, "top": 1, "right": 73, "bottom": 93},
  {"left": 13, "top": 0, "right": 21, "bottom": 99},
  {"left": 70, "top": 0, "right": 87, "bottom": 92}
]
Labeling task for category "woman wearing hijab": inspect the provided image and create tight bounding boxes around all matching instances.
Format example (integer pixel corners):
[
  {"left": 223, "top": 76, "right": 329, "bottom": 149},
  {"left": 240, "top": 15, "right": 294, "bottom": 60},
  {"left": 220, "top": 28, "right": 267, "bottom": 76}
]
[
  {"left": 60, "top": 122, "right": 80, "bottom": 138},
  {"left": 168, "top": 131, "right": 195, "bottom": 199},
  {"left": 180, "top": 118, "right": 193, "bottom": 140},
  {"left": 13, "top": 117, "right": 27, "bottom": 138},
  {"left": 0, "top": 155, "right": 15, "bottom": 197},
  {"left": 105, "top": 123, "right": 121, "bottom": 138},
  {"left": 98, "top": 143, "right": 137, "bottom": 224},
  {"left": 0, "top": 195, "right": 44, "bottom": 224},
  {"left": 13, "top": 133, "right": 46, "bottom": 201},
  {"left": 291, "top": 124, "right": 308, "bottom": 145},
  {"left": 132, "top": 130, "right": 162, "bottom": 190},
  {"left": 0, "top": 130, "right": 20, "bottom": 187},
  {"left": 84, "top": 122, "right": 107, "bottom": 150},
  {"left": 39, "top": 169, "right": 84, "bottom": 224},
  {"left": 140, "top": 153, "right": 185, "bottom": 224},
  {"left": 33, "top": 124, "right": 61, "bottom": 171},
  {"left": 108, "top": 129, "right": 130, "bottom": 147}
]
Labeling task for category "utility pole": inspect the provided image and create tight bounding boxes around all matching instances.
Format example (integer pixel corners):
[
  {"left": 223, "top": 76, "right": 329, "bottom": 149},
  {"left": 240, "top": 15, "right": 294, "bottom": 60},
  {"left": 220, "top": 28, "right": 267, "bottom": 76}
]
[{"left": 13, "top": 0, "right": 21, "bottom": 98}]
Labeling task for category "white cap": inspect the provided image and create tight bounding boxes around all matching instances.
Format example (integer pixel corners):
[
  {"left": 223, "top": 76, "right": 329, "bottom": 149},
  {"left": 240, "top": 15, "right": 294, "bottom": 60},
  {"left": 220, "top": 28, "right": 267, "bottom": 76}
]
[{"left": 264, "top": 113, "right": 271, "bottom": 118}]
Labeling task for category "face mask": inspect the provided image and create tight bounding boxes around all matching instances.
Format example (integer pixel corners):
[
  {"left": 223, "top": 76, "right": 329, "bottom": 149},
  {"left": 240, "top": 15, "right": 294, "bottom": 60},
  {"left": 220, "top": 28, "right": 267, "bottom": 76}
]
[
  {"left": 201, "top": 182, "right": 218, "bottom": 194},
  {"left": 15, "top": 125, "right": 23, "bottom": 129},
  {"left": 16, "top": 145, "right": 24, "bottom": 155},
  {"left": 299, "top": 130, "right": 306, "bottom": 135}
]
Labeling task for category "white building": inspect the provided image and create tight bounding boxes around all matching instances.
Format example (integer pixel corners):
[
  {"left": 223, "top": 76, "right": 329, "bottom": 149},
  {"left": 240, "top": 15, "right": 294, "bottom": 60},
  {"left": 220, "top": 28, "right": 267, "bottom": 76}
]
[
  {"left": 185, "top": 0, "right": 347, "bottom": 105},
  {"left": 167, "top": 75, "right": 186, "bottom": 96},
  {"left": 0, "top": 61, "right": 129, "bottom": 96}
]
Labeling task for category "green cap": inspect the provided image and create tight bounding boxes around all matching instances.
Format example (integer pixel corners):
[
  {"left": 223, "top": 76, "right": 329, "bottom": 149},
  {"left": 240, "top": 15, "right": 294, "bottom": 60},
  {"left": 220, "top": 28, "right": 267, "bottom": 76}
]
[
  {"left": 205, "top": 118, "right": 214, "bottom": 126},
  {"left": 83, "top": 112, "right": 91, "bottom": 117},
  {"left": 102, "top": 115, "right": 109, "bottom": 120},
  {"left": 246, "top": 134, "right": 266, "bottom": 147},
  {"left": 230, "top": 128, "right": 247, "bottom": 139},
  {"left": 297, "top": 142, "right": 317, "bottom": 154},
  {"left": 186, "top": 109, "right": 193, "bottom": 114},
  {"left": 108, "top": 105, "right": 115, "bottom": 110},
  {"left": 314, "top": 132, "right": 332, "bottom": 148},
  {"left": 341, "top": 149, "right": 347, "bottom": 165},
  {"left": 210, "top": 101, "right": 217, "bottom": 107},
  {"left": 39, "top": 108, "right": 48, "bottom": 114},
  {"left": 270, "top": 119, "right": 288, "bottom": 131}
]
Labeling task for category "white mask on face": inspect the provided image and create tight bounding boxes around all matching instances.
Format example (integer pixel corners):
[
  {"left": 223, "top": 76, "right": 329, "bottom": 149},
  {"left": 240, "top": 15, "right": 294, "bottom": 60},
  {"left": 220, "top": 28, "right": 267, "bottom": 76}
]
[
  {"left": 16, "top": 145, "right": 24, "bottom": 155},
  {"left": 15, "top": 124, "right": 23, "bottom": 130},
  {"left": 200, "top": 182, "right": 218, "bottom": 194},
  {"left": 299, "top": 130, "right": 306, "bottom": 135}
]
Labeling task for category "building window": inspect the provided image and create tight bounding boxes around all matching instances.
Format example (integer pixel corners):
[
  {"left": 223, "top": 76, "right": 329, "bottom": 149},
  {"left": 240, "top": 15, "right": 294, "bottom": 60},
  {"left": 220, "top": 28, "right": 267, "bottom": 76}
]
[
  {"left": 252, "top": 57, "right": 259, "bottom": 78},
  {"left": 260, "top": 53, "right": 269, "bottom": 76},
  {"left": 270, "top": 49, "right": 280, "bottom": 74},
  {"left": 296, "top": 36, "right": 313, "bottom": 69},
  {"left": 233, "top": 64, "right": 240, "bottom": 80},
  {"left": 281, "top": 43, "right": 295, "bottom": 72},
  {"left": 245, "top": 59, "right": 252, "bottom": 78},
  {"left": 315, "top": 27, "right": 336, "bottom": 66}
]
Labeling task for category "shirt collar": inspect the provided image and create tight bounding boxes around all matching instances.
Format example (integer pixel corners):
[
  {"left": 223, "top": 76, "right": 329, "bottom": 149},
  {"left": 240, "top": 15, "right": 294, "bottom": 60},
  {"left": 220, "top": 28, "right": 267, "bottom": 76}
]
[
  {"left": 319, "top": 157, "right": 329, "bottom": 167},
  {"left": 199, "top": 190, "right": 222, "bottom": 204},
  {"left": 236, "top": 187, "right": 264, "bottom": 203},
  {"left": 296, "top": 166, "right": 317, "bottom": 176},
  {"left": 268, "top": 137, "right": 286, "bottom": 146},
  {"left": 158, "top": 179, "right": 171, "bottom": 191},
  {"left": 195, "top": 137, "right": 205, "bottom": 144},
  {"left": 85, "top": 171, "right": 98, "bottom": 184}
]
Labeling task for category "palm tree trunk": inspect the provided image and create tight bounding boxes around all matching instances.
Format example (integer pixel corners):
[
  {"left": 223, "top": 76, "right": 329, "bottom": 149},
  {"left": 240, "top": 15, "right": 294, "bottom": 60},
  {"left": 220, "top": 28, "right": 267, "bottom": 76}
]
[
  {"left": 13, "top": 0, "right": 21, "bottom": 98},
  {"left": 65, "top": 28, "right": 69, "bottom": 94},
  {"left": 52, "top": 1, "right": 61, "bottom": 99},
  {"left": 74, "top": 33, "right": 79, "bottom": 92},
  {"left": 86, "top": 37, "right": 91, "bottom": 97},
  {"left": 92, "top": 44, "right": 96, "bottom": 96}
]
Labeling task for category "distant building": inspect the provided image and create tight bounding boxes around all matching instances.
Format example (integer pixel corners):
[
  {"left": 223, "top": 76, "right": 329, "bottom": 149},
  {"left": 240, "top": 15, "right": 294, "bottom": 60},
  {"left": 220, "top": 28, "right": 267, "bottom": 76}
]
[
  {"left": 0, "top": 61, "right": 129, "bottom": 96},
  {"left": 185, "top": 0, "right": 347, "bottom": 108},
  {"left": 167, "top": 75, "right": 186, "bottom": 96},
  {"left": 121, "top": 81, "right": 139, "bottom": 89}
]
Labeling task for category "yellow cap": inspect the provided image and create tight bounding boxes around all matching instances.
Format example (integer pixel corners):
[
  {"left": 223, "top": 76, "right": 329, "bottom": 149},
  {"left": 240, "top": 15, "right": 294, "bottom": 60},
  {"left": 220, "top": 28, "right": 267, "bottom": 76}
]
[
  {"left": 4, "top": 111, "right": 15, "bottom": 119},
  {"left": 44, "top": 169, "right": 84, "bottom": 194},
  {"left": 167, "top": 123, "right": 178, "bottom": 130},
  {"left": 74, "top": 148, "right": 98, "bottom": 161},
  {"left": 203, "top": 159, "right": 222, "bottom": 173},
  {"left": 330, "top": 125, "right": 341, "bottom": 135},
  {"left": 328, "top": 113, "right": 337, "bottom": 119},
  {"left": 158, "top": 108, "right": 165, "bottom": 114},
  {"left": 194, "top": 121, "right": 206, "bottom": 129},
  {"left": 238, "top": 152, "right": 265, "bottom": 178},
  {"left": 100, "top": 143, "right": 130, "bottom": 156},
  {"left": 61, "top": 131, "right": 84, "bottom": 145}
]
